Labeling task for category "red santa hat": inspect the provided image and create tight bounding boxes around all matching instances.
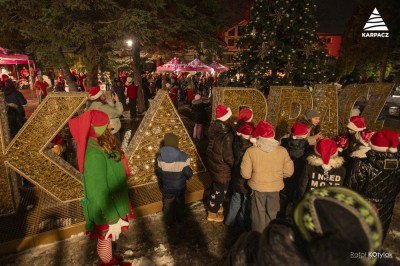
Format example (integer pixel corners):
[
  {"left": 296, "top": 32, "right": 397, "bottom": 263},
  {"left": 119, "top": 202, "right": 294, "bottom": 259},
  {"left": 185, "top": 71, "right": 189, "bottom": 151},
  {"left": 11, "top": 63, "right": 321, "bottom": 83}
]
[
  {"left": 216, "top": 104, "right": 232, "bottom": 122},
  {"left": 315, "top": 138, "right": 338, "bottom": 171},
  {"left": 369, "top": 130, "right": 399, "bottom": 153},
  {"left": 291, "top": 122, "right": 308, "bottom": 139},
  {"left": 347, "top": 116, "right": 366, "bottom": 132},
  {"left": 250, "top": 121, "right": 275, "bottom": 143},
  {"left": 69, "top": 110, "right": 109, "bottom": 173},
  {"left": 237, "top": 122, "right": 255, "bottom": 139},
  {"left": 236, "top": 108, "right": 253, "bottom": 123},
  {"left": 358, "top": 129, "right": 375, "bottom": 147},
  {"left": 87, "top": 86, "right": 103, "bottom": 100}
]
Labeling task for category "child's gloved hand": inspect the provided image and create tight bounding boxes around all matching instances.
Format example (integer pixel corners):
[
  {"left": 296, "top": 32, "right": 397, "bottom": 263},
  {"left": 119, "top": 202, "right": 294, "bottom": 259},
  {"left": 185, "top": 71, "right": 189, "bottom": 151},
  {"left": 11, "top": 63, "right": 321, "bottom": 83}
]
[
  {"left": 105, "top": 219, "right": 129, "bottom": 241},
  {"left": 51, "top": 145, "right": 64, "bottom": 155}
]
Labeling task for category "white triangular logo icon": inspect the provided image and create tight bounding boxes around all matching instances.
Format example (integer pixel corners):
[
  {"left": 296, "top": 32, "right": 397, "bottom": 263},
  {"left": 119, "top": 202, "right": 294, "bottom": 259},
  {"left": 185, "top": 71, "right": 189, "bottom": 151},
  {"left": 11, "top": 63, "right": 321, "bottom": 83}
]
[{"left": 363, "top": 8, "right": 388, "bottom": 31}]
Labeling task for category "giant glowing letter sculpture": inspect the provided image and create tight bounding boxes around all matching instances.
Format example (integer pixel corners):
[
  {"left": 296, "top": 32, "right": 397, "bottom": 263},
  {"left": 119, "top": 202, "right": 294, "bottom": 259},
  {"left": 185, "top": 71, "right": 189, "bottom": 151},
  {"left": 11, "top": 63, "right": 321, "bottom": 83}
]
[
  {"left": 267, "top": 86, "right": 312, "bottom": 139},
  {"left": 125, "top": 90, "right": 206, "bottom": 187},
  {"left": 0, "top": 92, "right": 87, "bottom": 215},
  {"left": 313, "top": 84, "right": 339, "bottom": 138},
  {"left": 212, "top": 87, "right": 267, "bottom": 123}
]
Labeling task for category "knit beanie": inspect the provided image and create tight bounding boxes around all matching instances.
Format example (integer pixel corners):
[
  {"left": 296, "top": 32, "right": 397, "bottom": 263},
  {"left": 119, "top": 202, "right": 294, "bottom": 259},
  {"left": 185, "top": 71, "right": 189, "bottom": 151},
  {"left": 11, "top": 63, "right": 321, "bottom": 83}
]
[
  {"left": 164, "top": 133, "right": 179, "bottom": 147},
  {"left": 294, "top": 187, "right": 382, "bottom": 266},
  {"left": 305, "top": 109, "right": 320, "bottom": 120}
]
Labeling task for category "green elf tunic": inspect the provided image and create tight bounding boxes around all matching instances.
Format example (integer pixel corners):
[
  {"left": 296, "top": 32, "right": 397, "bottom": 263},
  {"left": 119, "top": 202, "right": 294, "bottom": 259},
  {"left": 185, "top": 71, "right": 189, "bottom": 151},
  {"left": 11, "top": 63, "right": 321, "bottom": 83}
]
[{"left": 81, "top": 138, "right": 133, "bottom": 239}]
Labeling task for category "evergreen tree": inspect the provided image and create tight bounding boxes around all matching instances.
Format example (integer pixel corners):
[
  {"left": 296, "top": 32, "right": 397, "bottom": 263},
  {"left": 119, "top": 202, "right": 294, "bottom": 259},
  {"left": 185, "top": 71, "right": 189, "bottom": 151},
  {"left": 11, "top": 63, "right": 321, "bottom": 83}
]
[
  {"left": 0, "top": 0, "right": 227, "bottom": 109},
  {"left": 236, "top": 0, "right": 331, "bottom": 87}
]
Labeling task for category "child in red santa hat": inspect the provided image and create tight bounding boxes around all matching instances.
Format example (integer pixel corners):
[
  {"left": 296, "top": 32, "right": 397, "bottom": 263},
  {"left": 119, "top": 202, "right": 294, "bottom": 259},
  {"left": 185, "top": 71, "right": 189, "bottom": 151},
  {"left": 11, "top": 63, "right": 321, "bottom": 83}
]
[
  {"left": 225, "top": 121, "right": 255, "bottom": 228},
  {"left": 241, "top": 121, "right": 294, "bottom": 232},
  {"left": 206, "top": 104, "right": 234, "bottom": 222},
  {"left": 296, "top": 138, "right": 346, "bottom": 202},
  {"left": 278, "top": 122, "right": 310, "bottom": 219}
]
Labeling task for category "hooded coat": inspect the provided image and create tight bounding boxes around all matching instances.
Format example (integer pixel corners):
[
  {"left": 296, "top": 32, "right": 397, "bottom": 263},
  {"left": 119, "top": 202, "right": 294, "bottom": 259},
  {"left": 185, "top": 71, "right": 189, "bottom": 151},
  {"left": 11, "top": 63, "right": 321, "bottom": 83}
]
[
  {"left": 241, "top": 138, "right": 294, "bottom": 192},
  {"left": 296, "top": 154, "right": 345, "bottom": 202},
  {"left": 346, "top": 150, "right": 400, "bottom": 237},
  {"left": 156, "top": 146, "right": 193, "bottom": 195},
  {"left": 206, "top": 120, "right": 234, "bottom": 184}
]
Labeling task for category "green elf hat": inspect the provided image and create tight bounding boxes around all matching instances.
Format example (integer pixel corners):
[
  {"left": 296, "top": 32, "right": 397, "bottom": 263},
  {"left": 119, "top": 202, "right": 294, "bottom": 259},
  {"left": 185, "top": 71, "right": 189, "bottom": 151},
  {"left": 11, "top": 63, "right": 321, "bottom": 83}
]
[
  {"left": 69, "top": 110, "right": 109, "bottom": 173},
  {"left": 294, "top": 187, "right": 383, "bottom": 266}
]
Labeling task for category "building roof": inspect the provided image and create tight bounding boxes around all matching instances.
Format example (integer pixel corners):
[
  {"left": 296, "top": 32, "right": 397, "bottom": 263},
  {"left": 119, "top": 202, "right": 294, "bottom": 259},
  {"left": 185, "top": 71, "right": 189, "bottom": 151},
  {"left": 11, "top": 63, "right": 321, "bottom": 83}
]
[{"left": 315, "top": 0, "right": 358, "bottom": 34}]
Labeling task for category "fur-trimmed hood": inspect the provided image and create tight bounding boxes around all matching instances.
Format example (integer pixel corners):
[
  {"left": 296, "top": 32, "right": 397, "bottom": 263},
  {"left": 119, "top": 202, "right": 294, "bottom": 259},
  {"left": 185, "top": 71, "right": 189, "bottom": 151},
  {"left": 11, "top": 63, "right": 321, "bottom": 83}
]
[
  {"left": 350, "top": 145, "right": 371, "bottom": 159},
  {"left": 307, "top": 154, "right": 344, "bottom": 171}
]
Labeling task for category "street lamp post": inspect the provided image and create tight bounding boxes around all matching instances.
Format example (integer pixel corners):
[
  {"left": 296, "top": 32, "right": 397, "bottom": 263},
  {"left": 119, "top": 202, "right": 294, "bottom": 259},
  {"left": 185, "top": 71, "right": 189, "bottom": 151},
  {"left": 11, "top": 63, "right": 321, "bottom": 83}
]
[{"left": 126, "top": 37, "right": 145, "bottom": 113}]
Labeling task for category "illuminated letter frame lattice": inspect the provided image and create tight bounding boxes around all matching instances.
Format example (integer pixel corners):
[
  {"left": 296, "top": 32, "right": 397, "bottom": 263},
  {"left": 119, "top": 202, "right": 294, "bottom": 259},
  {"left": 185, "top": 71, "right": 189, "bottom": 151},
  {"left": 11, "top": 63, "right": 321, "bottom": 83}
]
[
  {"left": 0, "top": 92, "right": 87, "bottom": 215},
  {"left": 125, "top": 90, "right": 206, "bottom": 187}
]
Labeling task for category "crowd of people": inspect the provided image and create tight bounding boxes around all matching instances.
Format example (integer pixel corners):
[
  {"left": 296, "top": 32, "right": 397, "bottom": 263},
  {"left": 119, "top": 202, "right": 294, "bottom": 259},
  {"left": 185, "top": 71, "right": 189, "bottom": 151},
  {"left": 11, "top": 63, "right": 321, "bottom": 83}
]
[
  {"left": 67, "top": 101, "right": 399, "bottom": 265},
  {"left": 204, "top": 104, "right": 399, "bottom": 265},
  {"left": 1, "top": 67, "right": 399, "bottom": 265}
]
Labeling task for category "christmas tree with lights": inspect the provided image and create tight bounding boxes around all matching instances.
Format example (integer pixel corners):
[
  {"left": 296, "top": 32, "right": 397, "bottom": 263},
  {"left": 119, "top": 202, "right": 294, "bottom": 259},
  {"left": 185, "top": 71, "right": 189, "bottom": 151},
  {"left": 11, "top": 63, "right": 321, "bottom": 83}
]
[{"left": 235, "top": 0, "right": 331, "bottom": 87}]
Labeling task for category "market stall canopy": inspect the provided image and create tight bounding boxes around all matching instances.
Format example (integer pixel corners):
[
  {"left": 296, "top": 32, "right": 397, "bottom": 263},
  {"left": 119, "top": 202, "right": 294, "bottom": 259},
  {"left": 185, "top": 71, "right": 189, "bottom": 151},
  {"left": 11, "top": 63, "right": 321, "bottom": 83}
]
[
  {"left": 187, "top": 58, "right": 213, "bottom": 72},
  {"left": 0, "top": 48, "right": 35, "bottom": 65},
  {"left": 209, "top": 61, "right": 229, "bottom": 73},
  {"left": 156, "top": 57, "right": 195, "bottom": 72}
]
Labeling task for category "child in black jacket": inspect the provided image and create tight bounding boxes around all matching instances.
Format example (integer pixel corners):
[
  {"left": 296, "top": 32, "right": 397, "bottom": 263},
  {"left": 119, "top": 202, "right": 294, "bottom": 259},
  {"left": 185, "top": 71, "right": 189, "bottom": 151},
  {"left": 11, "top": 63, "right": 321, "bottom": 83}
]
[
  {"left": 296, "top": 138, "right": 346, "bottom": 202},
  {"left": 279, "top": 122, "right": 309, "bottom": 219}
]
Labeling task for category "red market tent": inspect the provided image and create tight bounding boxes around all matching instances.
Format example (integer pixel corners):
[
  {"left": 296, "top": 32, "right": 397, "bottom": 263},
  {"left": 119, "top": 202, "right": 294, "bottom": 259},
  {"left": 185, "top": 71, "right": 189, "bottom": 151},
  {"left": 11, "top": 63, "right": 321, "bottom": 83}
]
[
  {"left": 209, "top": 61, "right": 229, "bottom": 73},
  {"left": 156, "top": 57, "right": 195, "bottom": 72},
  {"left": 0, "top": 48, "right": 36, "bottom": 88},
  {"left": 0, "top": 50, "right": 35, "bottom": 65},
  {"left": 187, "top": 58, "right": 212, "bottom": 72}
]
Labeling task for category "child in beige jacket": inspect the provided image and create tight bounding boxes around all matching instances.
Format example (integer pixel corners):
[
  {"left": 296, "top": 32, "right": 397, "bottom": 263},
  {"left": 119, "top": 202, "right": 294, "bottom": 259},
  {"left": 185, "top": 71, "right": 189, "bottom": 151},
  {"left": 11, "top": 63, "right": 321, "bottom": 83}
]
[{"left": 241, "top": 121, "right": 294, "bottom": 232}]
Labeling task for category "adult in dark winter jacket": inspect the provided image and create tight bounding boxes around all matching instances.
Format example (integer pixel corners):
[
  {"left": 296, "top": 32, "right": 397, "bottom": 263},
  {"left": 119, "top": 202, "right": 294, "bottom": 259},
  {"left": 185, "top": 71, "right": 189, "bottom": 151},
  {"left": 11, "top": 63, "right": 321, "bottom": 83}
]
[
  {"left": 157, "top": 133, "right": 193, "bottom": 226},
  {"left": 297, "top": 109, "right": 323, "bottom": 146},
  {"left": 112, "top": 78, "right": 127, "bottom": 111},
  {"left": 296, "top": 138, "right": 346, "bottom": 202},
  {"left": 191, "top": 94, "right": 210, "bottom": 140},
  {"left": 206, "top": 104, "right": 234, "bottom": 223},
  {"left": 4, "top": 79, "right": 27, "bottom": 138},
  {"left": 225, "top": 122, "right": 254, "bottom": 228},
  {"left": 346, "top": 129, "right": 400, "bottom": 239},
  {"left": 279, "top": 122, "right": 309, "bottom": 219}
]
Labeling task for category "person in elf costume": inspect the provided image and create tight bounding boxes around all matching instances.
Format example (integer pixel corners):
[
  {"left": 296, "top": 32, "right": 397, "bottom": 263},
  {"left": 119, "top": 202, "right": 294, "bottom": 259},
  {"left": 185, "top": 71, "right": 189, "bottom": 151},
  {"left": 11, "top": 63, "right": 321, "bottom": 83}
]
[{"left": 69, "top": 110, "right": 134, "bottom": 266}]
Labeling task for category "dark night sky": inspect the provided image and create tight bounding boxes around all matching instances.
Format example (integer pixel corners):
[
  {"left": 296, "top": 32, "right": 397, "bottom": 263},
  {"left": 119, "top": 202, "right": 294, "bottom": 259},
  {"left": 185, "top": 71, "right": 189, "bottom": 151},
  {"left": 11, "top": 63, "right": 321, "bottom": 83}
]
[{"left": 314, "top": 0, "right": 358, "bottom": 33}]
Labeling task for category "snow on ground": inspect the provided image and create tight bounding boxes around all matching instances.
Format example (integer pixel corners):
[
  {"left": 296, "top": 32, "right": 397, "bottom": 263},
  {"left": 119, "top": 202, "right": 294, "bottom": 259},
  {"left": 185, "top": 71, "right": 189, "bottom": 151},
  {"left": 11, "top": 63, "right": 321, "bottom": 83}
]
[{"left": 0, "top": 200, "right": 399, "bottom": 266}]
